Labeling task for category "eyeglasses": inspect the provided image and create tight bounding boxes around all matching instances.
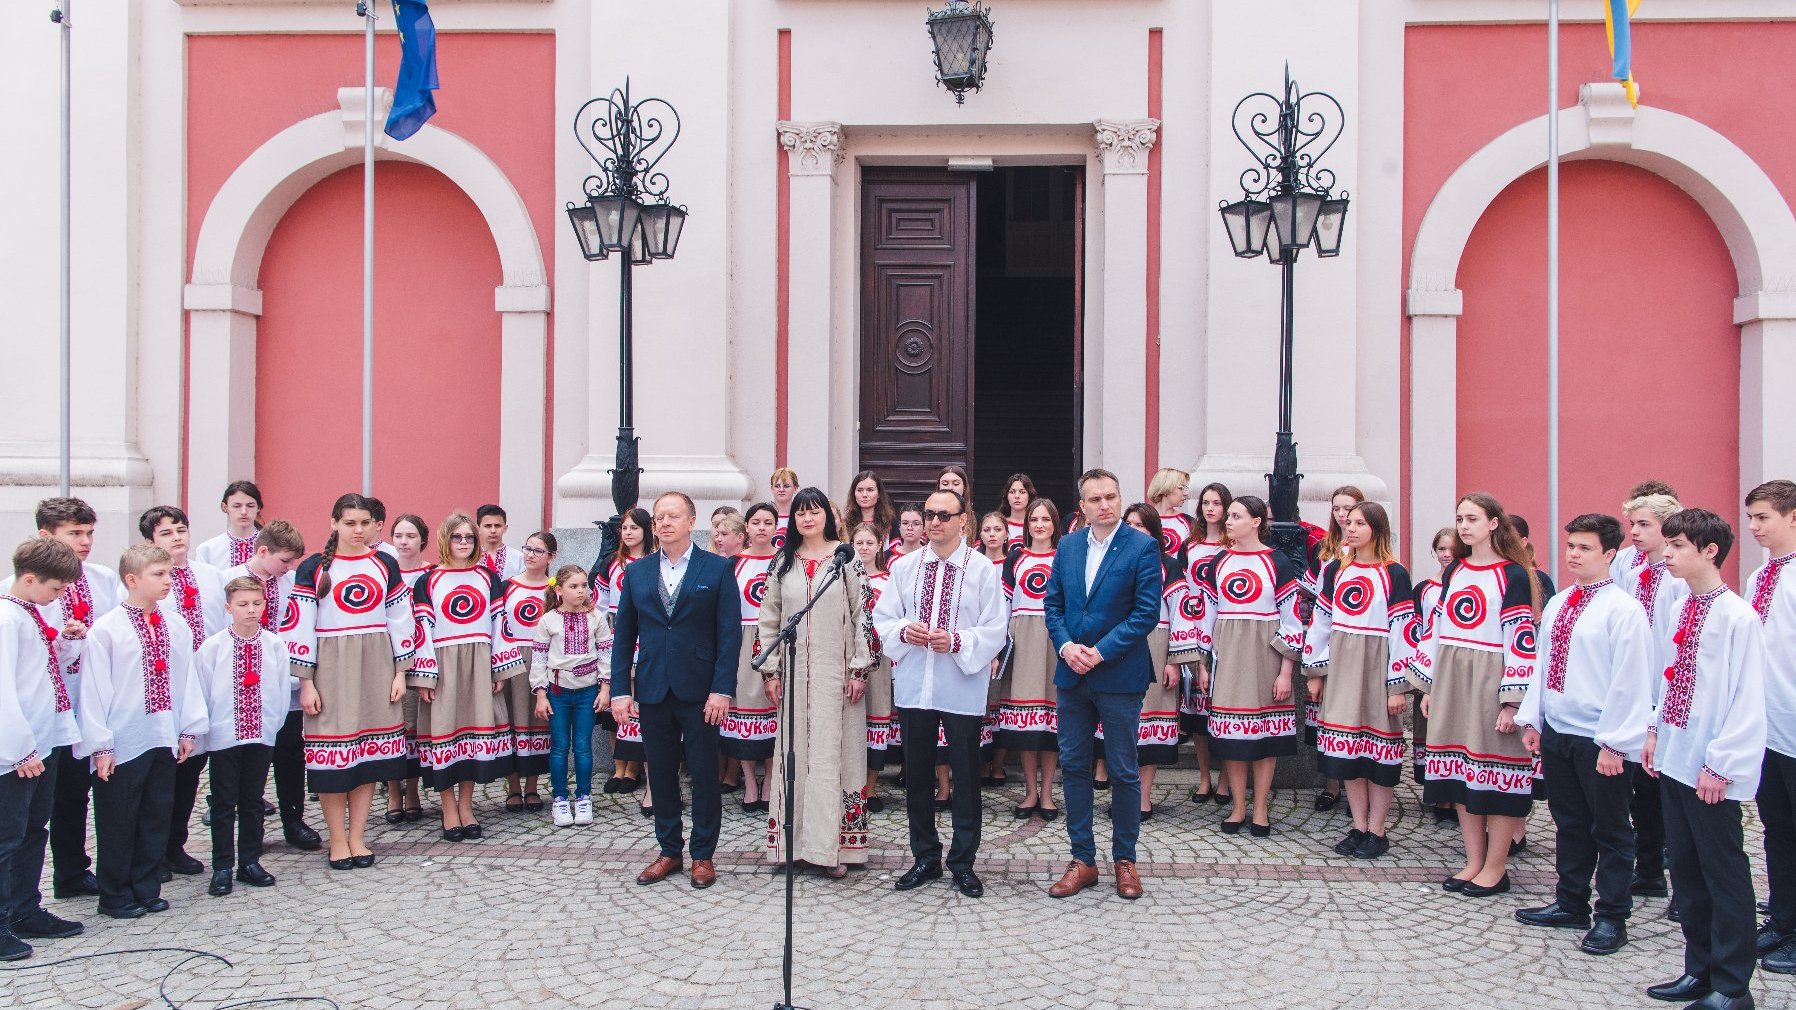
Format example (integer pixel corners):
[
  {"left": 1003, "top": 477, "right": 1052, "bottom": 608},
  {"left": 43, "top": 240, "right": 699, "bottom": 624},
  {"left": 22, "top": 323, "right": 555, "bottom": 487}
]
[
  {"left": 521, "top": 545, "right": 549, "bottom": 556},
  {"left": 449, "top": 534, "right": 477, "bottom": 543},
  {"left": 922, "top": 509, "right": 962, "bottom": 523}
]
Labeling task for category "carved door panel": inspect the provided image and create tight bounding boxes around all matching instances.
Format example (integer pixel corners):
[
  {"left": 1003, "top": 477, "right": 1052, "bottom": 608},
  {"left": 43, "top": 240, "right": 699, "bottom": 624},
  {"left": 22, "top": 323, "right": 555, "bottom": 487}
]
[{"left": 858, "top": 170, "right": 976, "bottom": 505}]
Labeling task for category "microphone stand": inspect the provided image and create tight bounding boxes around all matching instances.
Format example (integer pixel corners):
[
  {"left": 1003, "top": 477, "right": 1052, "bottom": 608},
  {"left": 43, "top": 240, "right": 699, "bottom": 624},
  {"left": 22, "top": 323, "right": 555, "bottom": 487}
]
[{"left": 753, "top": 554, "right": 849, "bottom": 1010}]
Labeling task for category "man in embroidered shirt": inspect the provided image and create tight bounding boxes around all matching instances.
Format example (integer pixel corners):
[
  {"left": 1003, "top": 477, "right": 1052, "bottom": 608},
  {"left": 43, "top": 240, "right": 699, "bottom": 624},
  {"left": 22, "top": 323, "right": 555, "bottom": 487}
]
[
  {"left": 1514, "top": 514, "right": 1655, "bottom": 956},
  {"left": 1618, "top": 491, "right": 1688, "bottom": 903},
  {"left": 1642, "top": 509, "right": 1766, "bottom": 1010},
  {"left": 872, "top": 489, "right": 1008, "bottom": 899},
  {"left": 1744, "top": 479, "right": 1796, "bottom": 975}
]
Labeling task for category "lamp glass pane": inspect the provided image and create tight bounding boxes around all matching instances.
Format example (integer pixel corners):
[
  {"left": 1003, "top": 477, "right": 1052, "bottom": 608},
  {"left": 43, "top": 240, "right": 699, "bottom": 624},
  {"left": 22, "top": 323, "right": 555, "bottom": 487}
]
[
  {"left": 930, "top": 15, "right": 983, "bottom": 88},
  {"left": 1313, "top": 198, "right": 1349, "bottom": 257},
  {"left": 628, "top": 219, "right": 652, "bottom": 264},
  {"left": 638, "top": 203, "right": 671, "bottom": 259},
  {"left": 590, "top": 195, "right": 627, "bottom": 250},
  {"left": 566, "top": 203, "right": 607, "bottom": 262},
  {"left": 1292, "top": 192, "right": 1324, "bottom": 248},
  {"left": 1246, "top": 201, "right": 1273, "bottom": 255},
  {"left": 660, "top": 205, "right": 687, "bottom": 258}
]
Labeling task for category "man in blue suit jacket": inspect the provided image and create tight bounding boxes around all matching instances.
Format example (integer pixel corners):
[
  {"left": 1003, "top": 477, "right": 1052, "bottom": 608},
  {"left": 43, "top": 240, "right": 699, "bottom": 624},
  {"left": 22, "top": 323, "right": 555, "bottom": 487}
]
[
  {"left": 1041, "top": 468, "right": 1163, "bottom": 900},
  {"left": 610, "top": 492, "right": 742, "bottom": 890}
]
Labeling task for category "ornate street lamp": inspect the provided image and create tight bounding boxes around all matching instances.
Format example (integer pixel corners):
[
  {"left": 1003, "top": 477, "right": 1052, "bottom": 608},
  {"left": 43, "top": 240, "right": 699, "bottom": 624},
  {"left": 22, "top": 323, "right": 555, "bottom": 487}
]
[
  {"left": 1216, "top": 67, "right": 1350, "bottom": 570},
  {"left": 926, "top": 0, "right": 995, "bottom": 105},
  {"left": 565, "top": 79, "right": 687, "bottom": 563}
]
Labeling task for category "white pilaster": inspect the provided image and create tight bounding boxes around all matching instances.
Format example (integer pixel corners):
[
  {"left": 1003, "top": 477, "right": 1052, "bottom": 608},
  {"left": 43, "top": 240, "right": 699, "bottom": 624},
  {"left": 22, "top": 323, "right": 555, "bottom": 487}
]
[
  {"left": 1406, "top": 288, "right": 1463, "bottom": 568},
  {"left": 182, "top": 283, "right": 262, "bottom": 530},
  {"left": 1092, "top": 118, "right": 1158, "bottom": 498},
  {"left": 1736, "top": 293, "right": 1796, "bottom": 572},
  {"left": 779, "top": 120, "right": 845, "bottom": 491}
]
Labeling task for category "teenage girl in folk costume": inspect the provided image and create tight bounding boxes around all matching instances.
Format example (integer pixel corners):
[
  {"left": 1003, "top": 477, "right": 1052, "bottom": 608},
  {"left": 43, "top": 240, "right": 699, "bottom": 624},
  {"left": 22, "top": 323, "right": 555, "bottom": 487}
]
[
  {"left": 843, "top": 471, "right": 900, "bottom": 558},
  {"left": 890, "top": 505, "right": 925, "bottom": 569},
  {"left": 1192, "top": 495, "right": 1306, "bottom": 838},
  {"left": 722, "top": 504, "right": 779, "bottom": 814},
  {"left": 1181, "top": 481, "right": 1232, "bottom": 806},
  {"left": 978, "top": 513, "right": 1010, "bottom": 566},
  {"left": 1123, "top": 505, "right": 1203, "bottom": 821},
  {"left": 768, "top": 468, "right": 801, "bottom": 551},
  {"left": 1148, "top": 468, "right": 1194, "bottom": 558},
  {"left": 1406, "top": 492, "right": 1541, "bottom": 897},
  {"left": 410, "top": 512, "right": 521, "bottom": 842},
  {"left": 852, "top": 523, "right": 896, "bottom": 812},
  {"left": 498, "top": 532, "right": 557, "bottom": 813},
  {"left": 288, "top": 493, "right": 416, "bottom": 868},
  {"left": 530, "top": 564, "right": 610, "bottom": 828},
  {"left": 383, "top": 514, "right": 432, "bottom": 824},
  {"left": 595, "top": 507, "right": 653, "bottom": 805},
  {"left": 1302, "top": 501, "right": 1418, "bottom": 860},
  {"left": 1412, "top": 527, "right": 1459, "bottom": 825},
  {"left": 1306, "top": 485, "right": 1366, "bottom": 813},
  {"left": 998, "top": 498, "right": 1061, "bottom": 820},
  {"left": 999, "top": 473, "right": 1038, "bottom": 552}
]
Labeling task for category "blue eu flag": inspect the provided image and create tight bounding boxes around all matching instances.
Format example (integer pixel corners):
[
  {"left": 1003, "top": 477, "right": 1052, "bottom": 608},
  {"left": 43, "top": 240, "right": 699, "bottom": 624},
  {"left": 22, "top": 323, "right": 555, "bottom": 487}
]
[{"left": 384, "top": 0, "right": 438, "bottom": 141}]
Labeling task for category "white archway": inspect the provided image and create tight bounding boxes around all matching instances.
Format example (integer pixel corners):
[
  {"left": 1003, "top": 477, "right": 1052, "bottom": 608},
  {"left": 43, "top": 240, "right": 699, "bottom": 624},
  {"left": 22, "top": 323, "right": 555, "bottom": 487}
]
[
  {"left": 184, "top": 88, "right": 550, "bottom": 532},
  {"left": 1405, "top": 82, "right": 1796, "bottom": 568}
]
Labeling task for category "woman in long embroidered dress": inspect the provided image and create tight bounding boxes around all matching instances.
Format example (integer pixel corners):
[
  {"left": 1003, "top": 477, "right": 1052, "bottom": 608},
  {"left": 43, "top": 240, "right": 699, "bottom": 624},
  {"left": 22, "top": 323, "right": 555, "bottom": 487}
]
[
  {"left": 759, "top": 488, "right": 876, "bottom": 878},
  {"left": 1180, "top": 481, "right": 1232, "bottom": 805},
  {"left": 851, "top": 523, "right": 895, "bottom": 812}
]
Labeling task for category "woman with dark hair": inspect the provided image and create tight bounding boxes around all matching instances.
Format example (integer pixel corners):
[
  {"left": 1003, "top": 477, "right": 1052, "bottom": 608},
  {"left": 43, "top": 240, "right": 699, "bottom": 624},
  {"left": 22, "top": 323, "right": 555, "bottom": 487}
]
[
  {"left": 499, "top": 531, "right": 558, "bottom": 813},
  {"left": 937, "top": 467, "right": 974, "bottom": 546},
  {"left": 998, "top": 498, "right": 1062, "bottom": 819},
  {"left": 999, "top": 474, "right": 1038, "bottom": 550},
  {"left": 759, "top": 488, "right": 876, "bottom": 878},
  {"left": 1412, "top": 526, "right": 1459, "bottom": 825},
  {"left": 1192, "top": 495, "right": 1305, "bottom": 837},
  {"left": 722, "top": 503, "right": 781, "bottom": 813},
  {"left": 1307, "top": 485, "right": 1366, "bottom": 813},
  {"left": 1180, "top": 481, "right": 1233, "bottom": 805},
  {"left": 843, "top": 472, "right": 899, "bottom": 555},
  {"left": 385, "top": 513, "right": 432, "bottom": 823},
  {"left": 596, "top": 507, "right": 654, "bottom": 805},
  {"left": 1122, "top": 504, "right": 1202, "bottom": 822}
]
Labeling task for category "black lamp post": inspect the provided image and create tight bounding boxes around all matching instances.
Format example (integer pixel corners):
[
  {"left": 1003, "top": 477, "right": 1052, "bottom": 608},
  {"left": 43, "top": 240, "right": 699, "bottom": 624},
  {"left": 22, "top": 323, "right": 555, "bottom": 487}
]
[
  {"left": 1217, "top": 67, "right": 1349, "bottom": 571},
  {"left": 926, "top": 0, "right": 995, "bottom": 105},
  {"left": 566, "top": 79, "right": 686, "bottom": 563}
]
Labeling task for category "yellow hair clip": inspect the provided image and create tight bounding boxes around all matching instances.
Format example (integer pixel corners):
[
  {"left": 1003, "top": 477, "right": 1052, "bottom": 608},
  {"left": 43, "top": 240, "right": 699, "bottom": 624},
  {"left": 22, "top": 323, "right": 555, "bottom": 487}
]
[{"left": 547, "top": 576, "right": 558, "bottom": 587}]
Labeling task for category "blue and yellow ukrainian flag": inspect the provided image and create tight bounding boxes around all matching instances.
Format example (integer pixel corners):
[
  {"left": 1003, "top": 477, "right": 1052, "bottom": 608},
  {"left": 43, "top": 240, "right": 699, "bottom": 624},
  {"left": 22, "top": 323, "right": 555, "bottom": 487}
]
[{"left": 1605, "top": 0, "right": 1641, "bottom": 107}]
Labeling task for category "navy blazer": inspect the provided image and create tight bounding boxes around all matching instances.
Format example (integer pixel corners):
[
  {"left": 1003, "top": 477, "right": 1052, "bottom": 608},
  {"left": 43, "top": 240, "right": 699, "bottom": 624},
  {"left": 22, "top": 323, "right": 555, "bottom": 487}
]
[
  {"left": 1042, "top": 524, "right": 1163, "bottom": 694},
  {"left": 609, "top": 545, "right": 743, "bottom": 704}
]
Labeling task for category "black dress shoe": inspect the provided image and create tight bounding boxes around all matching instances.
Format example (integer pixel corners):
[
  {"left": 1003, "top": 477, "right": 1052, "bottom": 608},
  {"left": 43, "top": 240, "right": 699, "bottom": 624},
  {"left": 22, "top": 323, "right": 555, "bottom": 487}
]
[
  {"left": 52, "top": 872, "right": 100, "bottom": 899},
  {"left": 97, "top": 901, "right": 147, "bottom": 920},
  {"left": 208, "top": 870, "right": 233, "bottom": 897},
  {"left": 463, "top": 823, "right": 483, "bottom": 839},
  {"left": 1442, "top": 875, "right": 1473, "bottom": 892},
  {"left": 164, "top": 850, "right": 205, "bottom": 875},
  {"left": 1432, "top": 805, "right": 1458, "bottom": 825},
  {"left": 1249, "top": 821, "right": 1272, "bottom": 838},
  {"left": 1684, "top": 994, "right": 1753, "bottom": 1010},
  {"left": 951, "top": 868, "right": 984, "bottom": 898},
  {"left": 866, "top": 796, "right": 885, "bottom": 813},
  {"left": 1668, "top": 903, "right": 1683, "bottom": 923},
  {"left": 1334, "top": 829, "right": 1366, "bottom": 855},
  {"left": 441, "top": 826, "right": 466, "bottom": 842},
  {"left": 11, "top": 909, "right": 82, "bottom": 939},
  {"left": 1314, "top": 789, "right": 1340, "bottom": 812},
  {"left": 236, "top": 863, "right": 276, "bottom": 887},
  {"left": 1514, "top": 902, "right": 1592, "bottom": 929},
  {"left": 1631, "top": 874, "right": 1670, "bottom": 898},
  {"left": 1645, "top": 974, "right": 1711, "bottom": 1002},
  {"left": 1460, "top": 873, "right": 1510, "bottom": 898},
  {"left": 1220, "top": 818, "right": 1244, "bottom": 835},
  {"left": 283, "top": 822, "right": 323, "bottom": 851},
  {"left": 1039, "top": 806, "right": 1060, "bottom": 821},
  {"left": 894, "top": 860, "right": 942, "bottom": 891},
  {"left": 141, "top": 897, "right": 170, "bottom": 914},
  {"left": 1013, "top": 803, "right": 1037, "bottom": 820},
  {"left": 1093, "top": 779, "right": 1110, "bottom": 792},
  {"left": 1762, "top": 938, "right": 1796, "bottom": 974},
  {"left": 351, "top": 854, "right": 375, "bottom": 869},
  {"left": 0, "top": 932, "right": 30, "bottom": 962},
  {"left": 1757, "top": 919, "right": 1794, "bottom": 956},
  {"left": 1139, "top": 805, "right": 1155, "bottom": 822},
  {"left": 1578, "top": 919, "right": 1627, "bottom": 955},
  {"left": 602, "top": 777, "right": 624, "bottom": 794},
  {"left": 157, "top": 865, "right": 173, "bottom": 884},
  {"left": 1352, "top": 833, "right": 1389, "bottom": 859},
  {"left": 1508, "top": 838, "right": 1527, "bottom": 856},
  {"left": 328, "top": 857, "right": 356, "bottom": 870}
]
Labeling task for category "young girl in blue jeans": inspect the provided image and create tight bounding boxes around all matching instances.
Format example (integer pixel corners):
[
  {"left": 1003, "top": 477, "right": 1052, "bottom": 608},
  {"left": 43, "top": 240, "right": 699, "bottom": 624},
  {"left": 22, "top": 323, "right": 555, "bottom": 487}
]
[{"left": 530, "top": 565, "right": 610, "bottom": 827}]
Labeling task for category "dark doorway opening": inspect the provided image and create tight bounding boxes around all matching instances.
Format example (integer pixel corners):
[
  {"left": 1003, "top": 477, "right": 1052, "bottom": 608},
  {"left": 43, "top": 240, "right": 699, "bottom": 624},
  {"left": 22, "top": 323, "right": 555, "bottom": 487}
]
[{"left": 971, "top": 166, "right": 1082, "bottom": 513}]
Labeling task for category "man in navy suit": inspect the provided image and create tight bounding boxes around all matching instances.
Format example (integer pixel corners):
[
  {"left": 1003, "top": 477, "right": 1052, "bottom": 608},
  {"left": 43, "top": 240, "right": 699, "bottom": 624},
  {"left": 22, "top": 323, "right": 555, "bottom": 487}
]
[
  {"left": 1041, "top": 468, "right": 1163, "bottom": 900},
  {"left": 610, "top": 491, "right": 742, "bottom": 890}
]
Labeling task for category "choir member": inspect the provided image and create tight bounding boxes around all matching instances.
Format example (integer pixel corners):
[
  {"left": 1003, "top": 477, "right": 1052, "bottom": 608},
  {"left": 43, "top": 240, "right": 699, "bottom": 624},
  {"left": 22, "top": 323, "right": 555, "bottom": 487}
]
[
  {"left": 1147, "top": 468, "right": 1194, "bottom": 558},
  {"left": 1307, "top": 485, "right": 1365, "bottom": 813},
  {"left": 1412, "top": 527, "right": 1458, "bottom": 824},
  {"left": 722, "top": 504, "right": 779, "bottom": 813},
  {"left": 1122, "top": 505, "right": 1200, "bottom": 821},
  {"left": 193, "top": 481, "right": 264, "bottom": 571},
  {"left": 769, "top": 468, "right": 800, "bottom": 550},
  {"left": 499, "top": 532, "right": 557, "bottom": 813},
  {"left": 998, "top": 499, "right": 1061, "bottom": 820},
  {"left": 999, "top": 474, "right": 1038, "bottom": 552},
  {"left": 595, "top": 508, "right": 653, "bottom": 803},
  {"left": 1745, "top": 480, "right": 1796, "bottom": 975},
  {"left": 1180, "top": 481, "right": 1232, "bottom": 805},
  {"left": 531, "top": 565, "right": 610, "bottom": 828},
  {"left": 383, "top": 515, "right": 430, "bottom": 823},
  {"left": 852, "top": 523, "right": 895, "bottom": 812}
]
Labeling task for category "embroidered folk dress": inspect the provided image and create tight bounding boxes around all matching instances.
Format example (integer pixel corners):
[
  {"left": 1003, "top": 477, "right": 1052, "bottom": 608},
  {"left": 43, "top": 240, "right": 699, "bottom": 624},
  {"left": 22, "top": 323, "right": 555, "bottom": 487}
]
[
  {"left": 757, "top": 554, "right": 876, "bottom": 867},
  {"left": 996, "top": 548, "right": 1059, "bottom": 751},
  {"left": 499, "top": 578, "right": 553, "bottom": 777},
  {"left": 409, "top": 566, "right": 523, "bottom": 790},
  {"left": 1179, "top": 540, "right": 1227, "bottom": 735},
  {"left": 1302, "top": 560, "right": 1420, "bottom": 786},
  {"left": 863, "top": 569, "right": 897, "bottom": 767},
  {"left": 721, "top": 552, "right": 778, "bottom": 762},
  {"left": 1191, "top": 547, "right": 1306, "bottom": 761},
  {"left": 1140, "top": 551, "right": 1203, "bottom": 767}
]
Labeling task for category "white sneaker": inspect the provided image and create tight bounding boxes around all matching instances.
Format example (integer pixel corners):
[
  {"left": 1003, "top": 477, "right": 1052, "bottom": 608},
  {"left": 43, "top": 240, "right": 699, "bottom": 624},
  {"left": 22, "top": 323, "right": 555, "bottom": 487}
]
[
  {"left": 552, "top": 798, "right": 573, "bottom": 827},
  {"left": 573, "top": 796, "right": 593, "bottom": 826}
]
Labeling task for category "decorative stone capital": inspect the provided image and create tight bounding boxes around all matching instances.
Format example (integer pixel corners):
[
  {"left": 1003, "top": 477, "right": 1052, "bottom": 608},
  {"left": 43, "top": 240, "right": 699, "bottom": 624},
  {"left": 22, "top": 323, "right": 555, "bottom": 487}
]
[
  {"left": 777, "top": 121, "right": 845, "bottom": 177},
  {"left": 1578, "top": 82, "right": 1636, "bottom": 148},
  {"left": 1093, "top": 118, "right": 1160, "bottom": 175},
  {"left": 337, "top": 87, "right": 395, "bottom": 152}
]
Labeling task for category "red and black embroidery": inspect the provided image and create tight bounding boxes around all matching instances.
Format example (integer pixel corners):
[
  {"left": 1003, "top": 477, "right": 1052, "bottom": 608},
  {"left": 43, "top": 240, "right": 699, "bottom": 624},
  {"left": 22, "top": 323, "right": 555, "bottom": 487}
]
[
  {"left": 1635, "top": 563, "right": 1667, "bottom": 628},
  {"left": 1661, "top": 588, "right": 1724, "bottom": 730},
  {"left": 256, "top": 572, "right": 280, "bottom": 630},
  {"left": 170, "top": 566, "right": 206, "bottom": 649},
  {"left": 126, "top": 605, "right": 173, "bottom": 715},
  {"left": 62, "top": 575, "right": 93, "bottom": 626},
  {"left": 1753, "top": 552, "right": 1792, "bottom": 624},
  {"left": 1545, "top": 580, "right": 1608, "bottom": 693},
  {"left": 232, "top": 630, "right": 264, "bottom": 741},
  {"left": 5, "top": 596, "right": 70, "bottom": 713}
]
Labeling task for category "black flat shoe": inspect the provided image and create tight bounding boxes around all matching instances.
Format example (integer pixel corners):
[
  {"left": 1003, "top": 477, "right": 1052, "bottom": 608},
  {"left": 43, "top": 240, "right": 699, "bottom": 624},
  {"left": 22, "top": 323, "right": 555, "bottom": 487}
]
[
  {"left": 614, "top": 776, "right": 640, "bottom": 794},
  {"left": 1442, "top": 875, "right": 1473, "bottom": 892},
  {"left": 0, "top": 933, "right": 31, "bottom": 962},
  {"left": 1631, "top": 874, "right": 1670, "bottom": 898},
  {"left": 1313, "top": 790, "right": 1340, "bottom": 812},
  {"left": 142, "top": 897, "right": 169, "bottom": 914},
  {"left": 1221, "top": 817, "right": 1244, "bottom": 835},
  {"left": 52, "top": 872, "right": 101, "bottom": 899},
  {"left": 1334, "top": 829, "right": 1366, "bottom": 856},
  {"left": 1432, "top": 805, "right": 1457, "bottom": 825},
  {"left": 463, "top": 823, "right": 483, "bottom": 839},
  {"left": 504, "top": 792, "right": 524, "bottom": 812},
  {"left": 351, "top": 853, "right": 376, "bottom": 869},
  {"left": 1189, "top": 785, "right": 1214, "bottom": 804},
  {"left": 602, "top": 777, "right": 625, "bottom": 794},
  {"left": 639, "top": 805, "right": 655, "bottom": 819},
  {"left": 1038, "top": 806, "right": 1059, "bottom": 821},
  {"left": 97, "top": 901, "right": 147, "bottom": 919},
  {"left": 441, "top": 826, "right": 466, "bottom": 842},
  {"left": 1352, "top": 833, "right": 1389, "bottom": 859},
  {"left": 951, "top": 868, "right": 984, "bottom": 898},
  {"left": 1645, "top": 974, "right": 1711, "bottom": 1002},
  {"left": 894, "top": 859, "right": 942, "bottom": 891},
  {"left": 523, "top": 792, "right": 544, "bottom": 812},
  {"left": 1508, "top": 838, "right": 1527, "bottom": 856},
  {"left": 208, "top": 870, "right": 233, "bottom": 897},
  {"left": 236, "top": 863, "right": 276, "bottom": 887},
  {"left": 1579, "top": 919, "right": 1627, "bottom": 956},
  {"left": 164, "top": 850, "right": 205, "bottom": 875},
  {"left": 384, "top": 809, "right": 405, "bottom": 825},
  {"left": 1013, "top": 803, "right": 1038, "bottom": 820},
  {"left": 328, "top": 857, "right": 356, "bottom": 870},
  {"left": 866, "top": 796, "right": 885, "bottom": 813},
  {"left": 720, "top": 780, "right": 740, "bottom": 793},
  {"left": 1683, "top": 995, "right": 1754, "bottom": 1010},
  {"left": 1668, "top": 903, "right": 1683, "bottom": 923},
  {"left": 1093, "top": 779, "right": 1111, "bottom": 792},
  {"left": 157, "top": 865, "right": 173, "bottom": 884},
  {"left": 1139, "top": 805, "right": 1155, "bottom": 821},
  {"left": 933, "top": 797, "right": 951, "bottom": 812},
  {"left": 1758, "top": 919, "right": 1796, "bottom": 956},
  {"left": 1213, "top": 790, "right": 1232, "bottom": 806},
  {"left": 1515, "top": 902, "right": 1592, "bottom": 929},
  {"left": 1249, "top": 821, "right": 1272, "bottom": 838},
  {"left": 403, "top": 807, "right": 424, "bottom": 822},
  {"left": 980, "top": 775, "right": 1005, "bottom": 788},
  {"left": 1460, "top": 873, "right": 1511, "bottom": 898}
]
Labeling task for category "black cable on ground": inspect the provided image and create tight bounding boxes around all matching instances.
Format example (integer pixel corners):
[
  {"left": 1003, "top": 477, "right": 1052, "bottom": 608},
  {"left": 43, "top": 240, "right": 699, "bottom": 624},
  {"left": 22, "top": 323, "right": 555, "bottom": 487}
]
[{"left": 0, "top": 944, "right": 339, "bottom": 1010}]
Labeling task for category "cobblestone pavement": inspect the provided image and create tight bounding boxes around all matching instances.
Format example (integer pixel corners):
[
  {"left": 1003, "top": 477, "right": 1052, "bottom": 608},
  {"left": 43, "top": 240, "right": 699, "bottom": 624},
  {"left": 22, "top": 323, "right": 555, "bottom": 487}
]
[{"left": 7, "top": 765, "right": 1789, "bottom": 1010}]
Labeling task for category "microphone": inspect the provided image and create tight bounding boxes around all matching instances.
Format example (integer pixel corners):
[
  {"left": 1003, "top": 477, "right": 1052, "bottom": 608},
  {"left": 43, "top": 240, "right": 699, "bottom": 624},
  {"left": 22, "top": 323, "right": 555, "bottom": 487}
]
[{"left": 829, "top": 542, "right": 856, "bottom": 571}]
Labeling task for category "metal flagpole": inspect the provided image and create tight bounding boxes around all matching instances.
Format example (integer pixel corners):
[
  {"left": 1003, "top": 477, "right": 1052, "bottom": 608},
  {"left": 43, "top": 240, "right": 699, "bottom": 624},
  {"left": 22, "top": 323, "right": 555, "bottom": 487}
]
[
  {"left": 54, "top": 0, "right": 71, "bottom": 497},
  {"left": 1546, "top": 0, "right": 1561, "bottom": 582},
  {"left": 359, "top": 2, "right": 376, "bottom": 496}
]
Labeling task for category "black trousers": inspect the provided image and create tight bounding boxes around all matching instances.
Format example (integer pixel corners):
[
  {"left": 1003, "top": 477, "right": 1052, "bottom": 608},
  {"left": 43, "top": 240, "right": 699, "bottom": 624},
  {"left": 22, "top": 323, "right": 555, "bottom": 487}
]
[
  {"left": 1540, "top": 722, "right": 1636, "bottom": 921},
  {"left": 0, "top": 758, "right": 58, "bottom": 925},
  {"left": 637, "top": 698, "right": 722, "bottom": 861},
  {"left": 166, "top": 751, "right": 208, "bottom": 859},
  {"left": 49, "top": 745, "right": 92, "bottom": 886},
  {"left": 271, "top": 710, "right": 307, "bottom": 826},
  {"left": 1758, "top": 749, "right": 1796, "bottom": 932},
  {"left": 1662, "top": 775, "right": 1756, "bottom": 997},
  {"left": 209, "top": 744, "right": 272, "bottom": 871},
  {"left": 92, "top": 749, "right": 176, "bottom": 909},
  {"left": 898, "top": 707, "right": 982, "bottom": 872},
  {"left": 1630, "top": 755, "right": 1667, "bottom": 880}
]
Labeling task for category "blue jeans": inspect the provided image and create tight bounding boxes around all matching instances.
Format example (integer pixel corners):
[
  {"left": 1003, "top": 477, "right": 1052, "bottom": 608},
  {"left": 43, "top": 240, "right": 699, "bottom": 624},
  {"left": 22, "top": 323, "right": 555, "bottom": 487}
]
[
  {"left": 548, "top": 685, "right": 599, "bottom": 799},
  {"left": 1056, "top": 679, "right": 1145, "bottom": 865}
]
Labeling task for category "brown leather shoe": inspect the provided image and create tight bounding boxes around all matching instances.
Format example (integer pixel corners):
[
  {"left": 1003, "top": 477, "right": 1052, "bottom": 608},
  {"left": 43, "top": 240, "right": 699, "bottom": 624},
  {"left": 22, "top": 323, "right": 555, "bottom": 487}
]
[
  {"left": 1114, "top": 859, "right": 1143, "bottom": 899},
  {"left": 690, "top": 859, "right": 717, "bottom": 889},
  {"left": 1047, "top": 859, "right": 1099, "bottom": 898},
  {"left": 636, "top": 855, "right": 683, "bottom": 885}
]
